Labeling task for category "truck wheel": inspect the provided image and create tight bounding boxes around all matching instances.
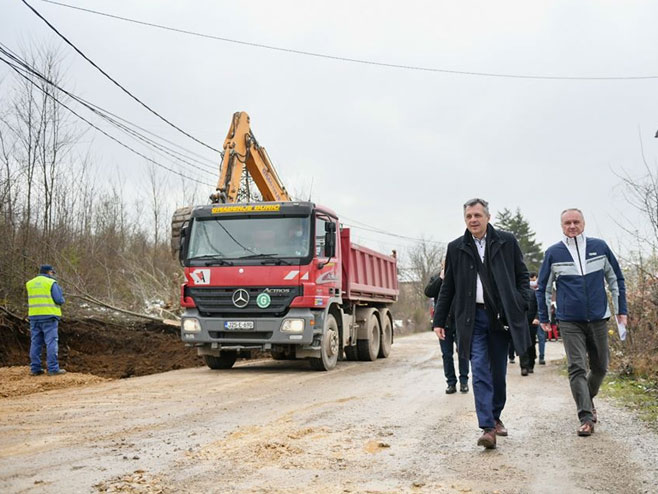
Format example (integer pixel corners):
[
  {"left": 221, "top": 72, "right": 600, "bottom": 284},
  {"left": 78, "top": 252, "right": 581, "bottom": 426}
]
[
  {"left": 344, "top": 345, "right": 359, "bottom": 361},
  {"left": 310, "top": 314, "right": 339, "bottom": 371},
  {"left": 204, "top": 352, "right": 237, "bottom": 370},
  {"left": 357, "top": 314, "right": 381, "bottom": 361},
  {"left": 378, "top": 316, "right": 393, "bottom": 358}
]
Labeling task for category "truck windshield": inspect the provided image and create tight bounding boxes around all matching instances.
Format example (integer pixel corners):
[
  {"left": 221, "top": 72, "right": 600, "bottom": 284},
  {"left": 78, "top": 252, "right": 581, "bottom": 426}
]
[{"left": 187, "top": 216, "right": 311, "bottom": 262}]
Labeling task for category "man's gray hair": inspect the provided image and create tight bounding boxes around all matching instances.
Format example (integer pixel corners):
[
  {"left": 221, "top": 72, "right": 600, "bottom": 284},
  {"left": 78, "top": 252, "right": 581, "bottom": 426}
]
[
  {"left": 463, "top": 198, "right": 490, "bottom": 216},
  {"left": 561, "top": 208, "right": 584, "bottom": 220}
]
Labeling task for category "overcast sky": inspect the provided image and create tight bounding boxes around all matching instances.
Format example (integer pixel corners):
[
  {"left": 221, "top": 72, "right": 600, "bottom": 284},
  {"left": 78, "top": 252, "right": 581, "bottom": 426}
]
[{"left": 3, "top": 0, "right": 658, "bottom": 261}]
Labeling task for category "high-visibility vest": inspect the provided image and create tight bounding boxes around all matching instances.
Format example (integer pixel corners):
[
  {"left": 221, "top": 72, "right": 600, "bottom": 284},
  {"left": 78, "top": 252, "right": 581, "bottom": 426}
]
[{"left": 26, "top": 275, "right": 62, "bottom": 317}]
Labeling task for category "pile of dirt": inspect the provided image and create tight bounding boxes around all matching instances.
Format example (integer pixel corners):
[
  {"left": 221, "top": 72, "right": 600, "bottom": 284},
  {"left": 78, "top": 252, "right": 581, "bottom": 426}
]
[
  {"left": 0, "top": 366, "right": 109, "bottom": 399},
  {"left": 0, "top": 314, "right": 204, "bottom": 380}
]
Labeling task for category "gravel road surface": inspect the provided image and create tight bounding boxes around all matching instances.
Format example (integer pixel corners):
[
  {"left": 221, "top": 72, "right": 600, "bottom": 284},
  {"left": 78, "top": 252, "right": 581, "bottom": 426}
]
[{"left": 1, "top": 331, "right": 656, "bottom": 494}]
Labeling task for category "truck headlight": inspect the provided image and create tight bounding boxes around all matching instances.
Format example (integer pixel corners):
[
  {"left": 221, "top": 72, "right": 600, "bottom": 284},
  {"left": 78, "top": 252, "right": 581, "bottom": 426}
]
[
  {"left": 280, "top": 318, "right": 304, "bottom": 333},
  {"left": 183, "top": 318, "right": 201, "bottom": 333}
]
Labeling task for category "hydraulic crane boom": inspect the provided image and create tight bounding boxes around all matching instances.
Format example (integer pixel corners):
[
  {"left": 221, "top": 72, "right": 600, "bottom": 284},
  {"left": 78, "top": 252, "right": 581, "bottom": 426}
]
[
  {"left": 211, "top": 111, "right": 291, "bottom": 203},
  {"left": 171, "top": 111, "right": 291, "bottom": 254}
]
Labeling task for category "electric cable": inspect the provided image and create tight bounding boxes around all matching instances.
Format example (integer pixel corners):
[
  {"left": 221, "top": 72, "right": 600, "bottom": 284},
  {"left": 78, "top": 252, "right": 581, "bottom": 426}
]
[
  {"left": 21, "top": 0, "right": 223, "bottom": 153},
  {"left": 0, "top": 53, "right": 215, "bottom": 187},
  {"left": 36, "top": 0, "right": 658, "bottom": 81},
  {"left": 0, "top": 43, "right": 218, "bottom": 178}
]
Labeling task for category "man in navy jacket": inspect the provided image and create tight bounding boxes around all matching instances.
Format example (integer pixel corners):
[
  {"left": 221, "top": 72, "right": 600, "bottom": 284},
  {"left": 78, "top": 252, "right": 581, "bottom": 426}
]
[{"left": 536, "top": 209, "right": 627, "bottom": 436}]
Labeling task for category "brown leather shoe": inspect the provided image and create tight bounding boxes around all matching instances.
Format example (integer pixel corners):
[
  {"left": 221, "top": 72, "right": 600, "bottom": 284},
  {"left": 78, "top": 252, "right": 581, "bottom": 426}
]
[
  {"left": 577, "top": 421, "right": 595, "bottom": 437},
  {"left": 494, "top": 419, "right": 508, "bottom": 437},
  {"left": 477, "top": 428, "right": 497, "bottom": 449}
]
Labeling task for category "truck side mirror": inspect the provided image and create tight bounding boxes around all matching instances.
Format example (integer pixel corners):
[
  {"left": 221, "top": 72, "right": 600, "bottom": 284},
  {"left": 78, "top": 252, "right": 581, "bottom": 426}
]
[
  {"left": 324, "top": 222, "right": 336, "bottom": 258},
  {"left": 178, "top": 224, "right": 189, "bottom": 265}
]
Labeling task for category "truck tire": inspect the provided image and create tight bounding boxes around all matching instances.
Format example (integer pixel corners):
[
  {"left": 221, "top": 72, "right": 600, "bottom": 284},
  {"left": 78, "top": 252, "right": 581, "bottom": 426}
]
[
  {"left": 171, "top": 206, "right": 193, "bottom": 257},
  {"left": 357, "top": 314, "right": 381, "bottom": 361},
  {"left": 204, "top": 352, "right": 237, "bottom": 370},
  {"left": 378, "top": 315, "right": 393, "bottom": 358},
  {"left": 310, "top": 314, "right": 339, "bottom": 371},
  {"left": 344, "top": 345, "right": 359, "bottom": 361}
]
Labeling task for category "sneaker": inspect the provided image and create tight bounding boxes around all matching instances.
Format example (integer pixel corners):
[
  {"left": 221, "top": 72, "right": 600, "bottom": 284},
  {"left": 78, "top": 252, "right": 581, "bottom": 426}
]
[
  {"left": 30, "top": 370, "right": 44, "bottom": 376},
  {"left": 528, "top": 368, "right": 534, "bottom": 374},
  {"left": 48, "top": 369, "right": 67, "bottom": 376},
  {"left": 539, "top": 358, "right": 546, "bottom": 365},
  {"left": 459, "top": 383, "right": 469, "bottom": 393},
  {"left": 446, "top": 385, "right": 457, "bottom": 394},
  {"left": 521, "top": 368, "right": 529, "bottom": 376}
]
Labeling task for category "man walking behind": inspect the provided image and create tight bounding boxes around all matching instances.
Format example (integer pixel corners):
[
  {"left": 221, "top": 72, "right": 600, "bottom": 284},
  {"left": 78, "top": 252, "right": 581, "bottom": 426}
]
[
  {"left": 26, "top": 264, "right": 66, "bottom": 376},
  {"left": 434, "top": 198, "right": 531, "bottom": 449},
  {"left": 536, "top": 208, "right": 627, "bottom": 436},
  {"left": 425, "top": 267, "right": 470, "bottom": 395}
]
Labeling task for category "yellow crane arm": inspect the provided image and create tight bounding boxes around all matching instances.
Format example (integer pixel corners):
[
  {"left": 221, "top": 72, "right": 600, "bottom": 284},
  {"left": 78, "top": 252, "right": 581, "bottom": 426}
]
[{"left": 212, "top": 112, "right": 291, "bottom": 203}]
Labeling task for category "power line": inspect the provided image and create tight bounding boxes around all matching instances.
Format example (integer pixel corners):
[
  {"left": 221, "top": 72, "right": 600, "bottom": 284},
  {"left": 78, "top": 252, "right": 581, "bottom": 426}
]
[
  {"left": 0, "top": 43, "right": 218, "bottom": 178},
  {"left": 0, "top": 53, "right": 215, "bottom": 187},
  {"left": 21, "top": 0, "right": 223, "bottom": 154},
  {"left": 37, "top": 0, "right": 658, "bottom": 81},
  {"left": 341, "top": 221, "right": 446, "bottom": 245}
]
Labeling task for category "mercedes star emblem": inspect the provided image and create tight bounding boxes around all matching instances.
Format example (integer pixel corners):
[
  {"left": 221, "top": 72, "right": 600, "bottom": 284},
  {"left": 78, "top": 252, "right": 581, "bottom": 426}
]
[{"left": 232, "top": 289, "right": 250, "bottom": 308}]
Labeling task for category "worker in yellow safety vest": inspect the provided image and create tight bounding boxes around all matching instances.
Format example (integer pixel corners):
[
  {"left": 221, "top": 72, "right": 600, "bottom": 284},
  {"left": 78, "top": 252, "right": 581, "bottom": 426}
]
[{"left": 26, "top": 264, "right": 66, "bottom": 376}]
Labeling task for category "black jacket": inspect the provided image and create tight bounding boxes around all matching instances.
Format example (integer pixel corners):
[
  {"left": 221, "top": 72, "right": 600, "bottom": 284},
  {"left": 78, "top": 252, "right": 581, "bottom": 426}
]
[
  {"left": 424, "top": 276, "right": 455, "bottom": 330},
  {"left": 433, "top": 224, "right": 531, "bottom": 357},
  {"left": 527, "top": 288, "right": 538, "bottom": 326},
  {"left": 424, "top": 273, "right": 442, "bottom": 299}
]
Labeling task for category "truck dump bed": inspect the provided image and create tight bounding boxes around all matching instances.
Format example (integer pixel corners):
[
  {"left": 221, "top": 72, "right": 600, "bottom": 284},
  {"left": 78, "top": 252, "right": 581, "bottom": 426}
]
[{"left": 340, "top": 228, "right": 399, "bottom": 303}]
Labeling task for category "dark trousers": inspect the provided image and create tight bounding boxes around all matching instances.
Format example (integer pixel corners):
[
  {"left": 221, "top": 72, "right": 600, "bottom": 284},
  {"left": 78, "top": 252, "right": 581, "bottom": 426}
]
[
  {"left": 537, "top": 324, "right": 546, "bottom": 359},
  {"left": 439, "top": 327, "right": 469, "bottom": 386},
  {"left": 520, "top": 324, "right": 538, "bottom": 370},
  {"left": 471, "top": 308, "right": 510, "bottom": 429},
  {"left": 560, "top": 320, "right": 609, "bottom": 423}
]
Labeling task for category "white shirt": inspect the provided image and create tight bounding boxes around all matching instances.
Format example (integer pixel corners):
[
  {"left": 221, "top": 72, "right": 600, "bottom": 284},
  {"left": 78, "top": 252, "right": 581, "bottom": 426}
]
[
  {"left": 473, "top": 235, "right": 486, "bottom": 304},
  {"left": 562, "top": 234, "right": 587, "bottom": 275}
]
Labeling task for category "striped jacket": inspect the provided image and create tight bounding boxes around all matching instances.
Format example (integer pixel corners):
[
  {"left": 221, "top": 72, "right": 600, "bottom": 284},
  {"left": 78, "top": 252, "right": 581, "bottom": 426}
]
[{"left": 536, "top": 235, "right": 626, "bottom": 323}]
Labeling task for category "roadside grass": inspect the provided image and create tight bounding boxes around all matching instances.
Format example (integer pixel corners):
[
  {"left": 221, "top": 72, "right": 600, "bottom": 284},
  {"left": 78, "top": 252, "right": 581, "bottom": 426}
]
[
  {"left": 599, "top": 375, "right": 658, "bottom": 428},
  {"left": 556, "top": 357, "right": 658, "bottom": 428}
]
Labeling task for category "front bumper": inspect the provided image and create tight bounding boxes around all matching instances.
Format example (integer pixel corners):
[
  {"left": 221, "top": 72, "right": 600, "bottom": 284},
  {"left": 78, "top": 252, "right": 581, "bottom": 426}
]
[{"left": 180, "top": 308, "right": 318, "bottom": 349}]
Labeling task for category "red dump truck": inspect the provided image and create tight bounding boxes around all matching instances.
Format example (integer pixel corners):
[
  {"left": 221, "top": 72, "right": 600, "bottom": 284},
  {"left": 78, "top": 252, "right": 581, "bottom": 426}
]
[{"left": 178, "top": 200, "right": 398, "bottom": 370}]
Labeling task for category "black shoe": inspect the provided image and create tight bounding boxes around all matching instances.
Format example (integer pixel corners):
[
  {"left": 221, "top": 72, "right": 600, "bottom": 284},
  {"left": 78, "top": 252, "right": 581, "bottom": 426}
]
[
  {"left": 30, "top": 370, "right": 44, "bottom": 376},
  {"left": 528, "top": 368, "right": 534, "bottom": 374},
  {"left": 446, "top": 385, "right": 457, "bottom": 394},
  {"left": 521, "top": 368, "right": 529, "bottom": 376},
  {"left": 539, "top": 358, "right": 546, "bottom": 365},
  {"left": 460, "top": 383, "right": 469, "bottom": 393},
  {"left": 509, "top": 358, "right": 515, "bottom": 364}
]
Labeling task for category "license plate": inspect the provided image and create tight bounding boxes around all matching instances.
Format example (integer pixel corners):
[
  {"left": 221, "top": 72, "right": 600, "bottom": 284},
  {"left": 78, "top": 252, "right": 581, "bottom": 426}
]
[{"left": 224, "top": 321, "right": 255, "bottom": 330}]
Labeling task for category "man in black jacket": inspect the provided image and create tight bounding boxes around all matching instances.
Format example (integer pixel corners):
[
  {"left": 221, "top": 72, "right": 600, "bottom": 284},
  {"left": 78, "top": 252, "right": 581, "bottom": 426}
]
[
  {"left": 425, "top": 270, "right": 469, "bottom": 394},
  {"left": 519, "top": 272, "right": 540, "bottom": 375},
  {"left": 433, "top": 198, "right": 531, "bottom": 449}
]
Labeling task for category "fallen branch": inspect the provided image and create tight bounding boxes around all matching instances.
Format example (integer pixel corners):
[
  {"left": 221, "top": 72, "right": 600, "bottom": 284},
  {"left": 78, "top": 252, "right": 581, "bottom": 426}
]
[
  {"left": 0, "top": 305, "right": 27, "bottom": 323},
  {"left": 68, "top": 294, "right": 168, "bottom": 323}
]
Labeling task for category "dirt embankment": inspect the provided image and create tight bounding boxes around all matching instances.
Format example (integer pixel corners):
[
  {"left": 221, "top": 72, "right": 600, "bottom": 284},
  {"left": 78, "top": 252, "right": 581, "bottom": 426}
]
[{"left": 0, "top": 314, "right": 203, "bottom": 397}]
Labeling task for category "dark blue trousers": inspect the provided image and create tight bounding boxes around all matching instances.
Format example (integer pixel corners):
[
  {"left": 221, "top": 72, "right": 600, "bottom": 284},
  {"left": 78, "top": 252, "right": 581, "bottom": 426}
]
[
  {"left": 29, "top": 317, "right": 60, "bottom": 373},
  {"left": 471, "top": 308, "right": 510, "bottom": 429},
  {"left": 439, "top": 328, "right": 469, "bottom": 386}
]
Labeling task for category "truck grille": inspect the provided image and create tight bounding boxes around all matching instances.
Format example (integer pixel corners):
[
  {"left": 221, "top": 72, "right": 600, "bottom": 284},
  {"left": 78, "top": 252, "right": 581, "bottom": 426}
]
[{"left": 188, "top": 286, "right": 302, "bottom": 317}]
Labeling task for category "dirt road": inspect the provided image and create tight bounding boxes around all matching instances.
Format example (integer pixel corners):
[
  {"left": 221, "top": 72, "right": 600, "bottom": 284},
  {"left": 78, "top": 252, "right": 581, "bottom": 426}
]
[{"left": 1, "top": 332, "right": 656, "bottom": 494}]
